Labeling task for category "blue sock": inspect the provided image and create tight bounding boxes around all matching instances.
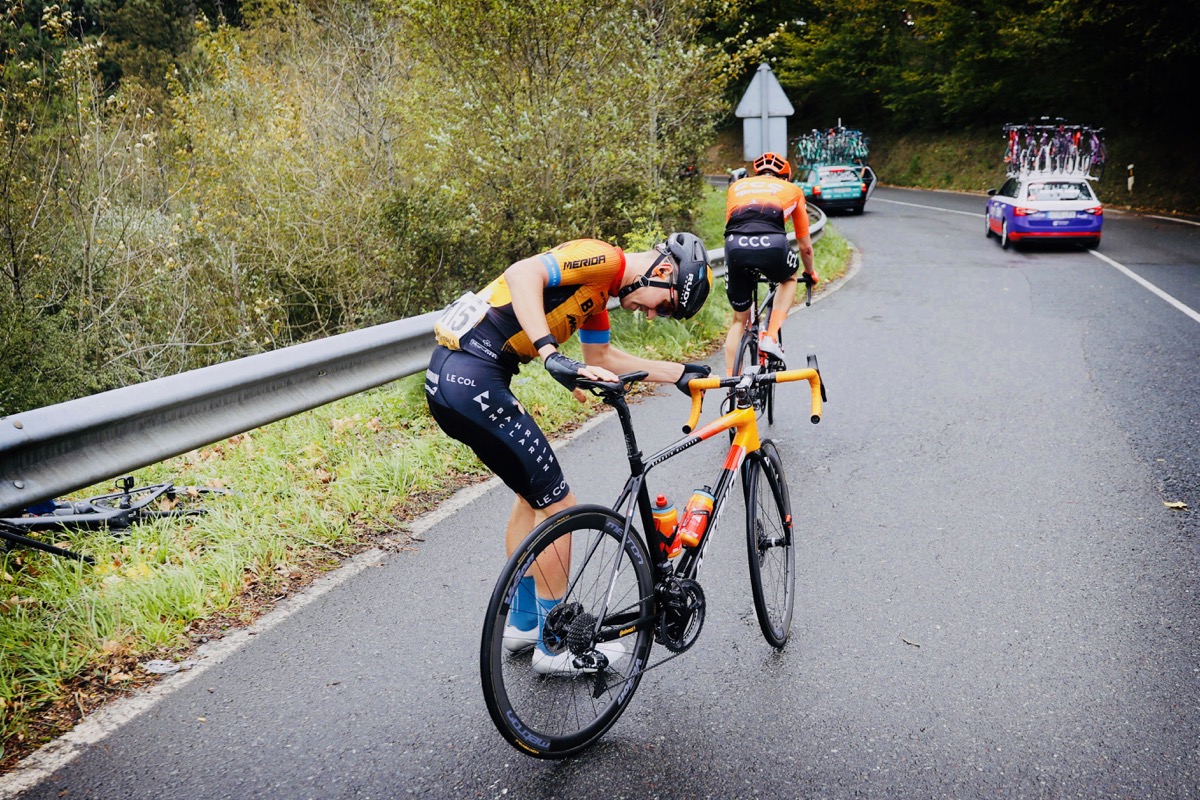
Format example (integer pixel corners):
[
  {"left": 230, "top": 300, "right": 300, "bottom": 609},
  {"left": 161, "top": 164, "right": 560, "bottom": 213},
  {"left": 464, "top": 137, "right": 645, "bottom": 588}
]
[{"left": 508, "top": 576, "right": 538, "bottom": 631}]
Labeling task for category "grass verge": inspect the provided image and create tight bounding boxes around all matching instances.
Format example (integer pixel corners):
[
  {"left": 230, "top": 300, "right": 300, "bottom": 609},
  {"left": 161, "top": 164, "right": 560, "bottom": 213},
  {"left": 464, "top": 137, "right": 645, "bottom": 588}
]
[{"left": 0, "top": 192, "right": 851, "bottom": 769}]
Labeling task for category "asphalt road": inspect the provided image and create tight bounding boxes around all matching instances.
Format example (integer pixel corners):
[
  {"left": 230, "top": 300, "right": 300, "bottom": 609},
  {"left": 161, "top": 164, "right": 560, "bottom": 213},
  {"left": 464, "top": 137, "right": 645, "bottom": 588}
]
[{"left": 6, "top": 188, "right": 1199, "bottom": 799}]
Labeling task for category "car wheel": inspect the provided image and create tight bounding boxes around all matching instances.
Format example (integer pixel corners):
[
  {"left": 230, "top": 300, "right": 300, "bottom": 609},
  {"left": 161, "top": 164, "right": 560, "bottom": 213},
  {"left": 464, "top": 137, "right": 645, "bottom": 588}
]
[
  {"left": 853, "top": 203, "right": 865, "bottom": 214},
  {"left": 1085, "top": 238, "right": 1100, "bottom": 250},
  {"left": 1000, "top": 220, "right": 1011, "bottom": 250},
  {"left": 985, "top": 216, "right": 994, "bottom": 239}
]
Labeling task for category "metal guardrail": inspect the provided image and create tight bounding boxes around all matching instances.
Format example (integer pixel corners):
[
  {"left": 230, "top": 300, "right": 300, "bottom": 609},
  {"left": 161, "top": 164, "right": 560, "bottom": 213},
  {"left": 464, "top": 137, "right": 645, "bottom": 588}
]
[{"left": 0, "top": 213, "right": 824, "bottom": 516}]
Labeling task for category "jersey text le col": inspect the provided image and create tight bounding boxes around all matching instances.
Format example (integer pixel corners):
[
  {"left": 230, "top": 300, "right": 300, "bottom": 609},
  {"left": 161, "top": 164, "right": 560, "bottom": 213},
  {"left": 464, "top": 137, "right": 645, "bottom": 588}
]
[
  {"left": 458, "top": 239, "right": 625, "bottom": 371},
  {"left": 725, "top": 175, "right": 810, "bottom": 238}
]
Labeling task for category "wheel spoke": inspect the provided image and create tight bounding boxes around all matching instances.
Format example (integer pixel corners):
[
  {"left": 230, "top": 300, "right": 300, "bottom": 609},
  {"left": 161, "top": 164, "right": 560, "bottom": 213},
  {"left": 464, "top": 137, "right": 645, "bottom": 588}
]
[{"left": 481, "top": 507, "right": 655, "bottom": 757}]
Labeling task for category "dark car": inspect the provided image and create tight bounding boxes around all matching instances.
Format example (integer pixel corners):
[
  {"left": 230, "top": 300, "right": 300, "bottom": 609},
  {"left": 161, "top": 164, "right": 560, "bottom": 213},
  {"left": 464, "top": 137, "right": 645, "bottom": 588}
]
[{"left": 985, "top": 173, "right": 1103, "bottom": 249}]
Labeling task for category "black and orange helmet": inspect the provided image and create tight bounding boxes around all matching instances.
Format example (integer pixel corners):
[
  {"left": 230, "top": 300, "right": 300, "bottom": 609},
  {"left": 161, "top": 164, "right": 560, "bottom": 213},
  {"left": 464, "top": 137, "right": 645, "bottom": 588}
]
[{"left": 753, "top": 152, "right": 792, "bottom": 180}]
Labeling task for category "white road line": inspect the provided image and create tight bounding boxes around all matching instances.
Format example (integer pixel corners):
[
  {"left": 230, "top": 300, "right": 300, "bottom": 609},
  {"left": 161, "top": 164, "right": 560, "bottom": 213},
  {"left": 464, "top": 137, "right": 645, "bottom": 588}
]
[
  {"left": 875, "top": 196, "right": 1198, "bottom": 324},
  {"left": 1146, "top": 214, "right": 1200, "bottom": 227},
  {"left": 1090, "top": 250, "right": 1200, "bottom": 324},
  {"left": 872, "top": 197, "right": 982, "bottom": 218}
]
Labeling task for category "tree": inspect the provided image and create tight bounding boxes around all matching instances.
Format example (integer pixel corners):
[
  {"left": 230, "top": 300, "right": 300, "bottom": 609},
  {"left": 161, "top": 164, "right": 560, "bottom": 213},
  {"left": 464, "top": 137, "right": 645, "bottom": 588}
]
[{"left": 382, "top": 0, "right": 728, "bottom": 309}]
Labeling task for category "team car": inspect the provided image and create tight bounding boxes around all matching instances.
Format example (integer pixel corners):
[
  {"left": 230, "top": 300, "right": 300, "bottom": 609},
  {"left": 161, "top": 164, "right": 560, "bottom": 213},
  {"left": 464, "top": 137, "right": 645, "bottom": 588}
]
[
  {"left": 795, "top": 164, "right": 876, "bottom": 214},
  {"left": 985, "top": 173, "right": 1103, "bottom": 249}
]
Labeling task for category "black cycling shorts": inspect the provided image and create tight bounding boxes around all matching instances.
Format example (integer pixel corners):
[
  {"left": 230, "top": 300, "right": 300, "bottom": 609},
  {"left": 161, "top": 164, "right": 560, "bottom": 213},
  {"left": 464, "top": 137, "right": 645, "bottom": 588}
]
[
  {"left": 425, "top": 346, "right": 569, "bottom": 510},
  {"left": 724, "top": 232, "right": 798, "bottom": 312}
]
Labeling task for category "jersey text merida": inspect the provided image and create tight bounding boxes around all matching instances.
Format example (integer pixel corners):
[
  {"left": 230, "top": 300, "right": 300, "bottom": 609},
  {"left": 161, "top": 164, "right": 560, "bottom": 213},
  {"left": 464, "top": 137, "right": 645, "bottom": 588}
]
[{"left": 459, "top": 239, "right": 625, "bottom": 370}]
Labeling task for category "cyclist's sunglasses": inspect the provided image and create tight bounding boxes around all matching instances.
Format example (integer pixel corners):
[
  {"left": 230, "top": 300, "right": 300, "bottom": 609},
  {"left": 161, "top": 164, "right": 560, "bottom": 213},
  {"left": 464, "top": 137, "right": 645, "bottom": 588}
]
[
  {"left": 657, "top": 251, "right": 676, "bottom": 316},
  {"left": 654, "top": 294, "right": 676, "bottom": 318}
]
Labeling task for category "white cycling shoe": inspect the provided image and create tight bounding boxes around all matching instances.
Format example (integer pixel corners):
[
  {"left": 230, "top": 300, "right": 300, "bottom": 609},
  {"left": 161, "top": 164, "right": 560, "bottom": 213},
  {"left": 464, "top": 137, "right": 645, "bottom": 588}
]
[
  {"left": 503, "top": 620, "right": 540, "bottom": 653},
  {"left": 758, "top": 333, "right": 786, "bottom": 366},
  {"left": 532, "top": 640, "right": 626, "bottom": 676}
]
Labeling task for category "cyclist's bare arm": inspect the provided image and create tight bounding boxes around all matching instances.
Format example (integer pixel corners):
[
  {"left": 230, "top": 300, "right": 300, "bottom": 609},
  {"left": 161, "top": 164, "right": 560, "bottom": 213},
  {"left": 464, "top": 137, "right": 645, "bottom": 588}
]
[
  {"left": 581, "top": 342, "right": 686, "bottom": 384},
  {"left": 503, "top": 257, "right": 559, "bottom": 360},
  {"left": 795, "top": 232, "right": 815, "bottom": 276}
]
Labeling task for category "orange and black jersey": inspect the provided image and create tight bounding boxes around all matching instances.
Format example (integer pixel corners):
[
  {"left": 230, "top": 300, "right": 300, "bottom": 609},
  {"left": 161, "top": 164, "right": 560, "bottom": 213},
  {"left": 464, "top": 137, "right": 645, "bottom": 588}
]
[
  {"left": 725, "top": 175, "right": 810, "bottom": 238},
  {"left": 459, "top": 239, "right": 625, "bottom": 370}
]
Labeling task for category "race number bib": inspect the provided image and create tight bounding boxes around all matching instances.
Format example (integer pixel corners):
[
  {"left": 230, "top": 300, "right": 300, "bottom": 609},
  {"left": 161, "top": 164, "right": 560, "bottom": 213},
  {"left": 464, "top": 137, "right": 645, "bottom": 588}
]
[{"left": 433, "top": 291, "right": 489, "bottom": 350}]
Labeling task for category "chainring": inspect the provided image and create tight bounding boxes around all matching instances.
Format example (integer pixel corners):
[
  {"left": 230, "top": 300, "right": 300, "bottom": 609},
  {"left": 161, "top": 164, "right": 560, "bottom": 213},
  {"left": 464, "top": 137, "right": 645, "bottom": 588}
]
[{"left": 655, "top": 577, "right": 705, "bottom": 652}]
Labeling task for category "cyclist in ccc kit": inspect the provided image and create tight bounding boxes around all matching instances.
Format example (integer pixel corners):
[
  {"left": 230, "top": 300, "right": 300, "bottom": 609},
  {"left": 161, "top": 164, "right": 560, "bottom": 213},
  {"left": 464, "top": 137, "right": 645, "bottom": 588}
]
[
  {"left": 425, "top": 233, "right": 713, "bottom": 674},
  {"left": 723, "top": 151, "right": 818, "bottom": 374}
]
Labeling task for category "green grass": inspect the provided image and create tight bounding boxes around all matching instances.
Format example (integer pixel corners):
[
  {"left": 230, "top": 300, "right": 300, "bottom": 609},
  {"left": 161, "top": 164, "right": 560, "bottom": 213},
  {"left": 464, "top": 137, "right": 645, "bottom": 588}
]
[{"left": 0, "top": 192, "right": 851, "bottom": 765}]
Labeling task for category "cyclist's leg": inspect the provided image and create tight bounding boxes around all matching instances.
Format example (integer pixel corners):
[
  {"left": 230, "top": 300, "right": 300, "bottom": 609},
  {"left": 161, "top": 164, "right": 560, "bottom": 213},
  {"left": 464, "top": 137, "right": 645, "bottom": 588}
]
[
  {"left": 427, "top": 347, "right": 575, "bottom": 646},
  {"left": 481, "top": 506, "right": 655, "bottom": 757},
  {"left": 759, "top": 239, "right": 799, "bottom": 342},
  {"left": 725, "top": 307, "right": 752, "bottom": 376}
]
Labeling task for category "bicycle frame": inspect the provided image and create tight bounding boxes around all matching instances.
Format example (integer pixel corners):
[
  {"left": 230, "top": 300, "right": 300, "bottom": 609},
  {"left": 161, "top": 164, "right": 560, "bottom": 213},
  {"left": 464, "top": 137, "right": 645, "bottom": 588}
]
[{"left": 575, "top": 369, "right": 822, "bottom": 645}]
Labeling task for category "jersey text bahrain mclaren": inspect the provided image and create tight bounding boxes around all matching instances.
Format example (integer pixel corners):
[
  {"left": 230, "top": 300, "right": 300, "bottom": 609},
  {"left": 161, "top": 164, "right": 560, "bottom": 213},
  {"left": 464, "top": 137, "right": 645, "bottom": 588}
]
[{"left": 463, "top": 239, "right": 625, "bottom": 369}]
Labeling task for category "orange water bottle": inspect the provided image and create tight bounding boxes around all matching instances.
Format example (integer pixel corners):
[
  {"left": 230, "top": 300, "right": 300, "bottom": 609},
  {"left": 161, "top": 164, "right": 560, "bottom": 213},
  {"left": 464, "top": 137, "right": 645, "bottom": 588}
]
[
  {"left": 651, "top": 494, "right": 681, "bottom": 560},
  {"left": 679, "top": 487, "right": 715, "bottom": 548}
]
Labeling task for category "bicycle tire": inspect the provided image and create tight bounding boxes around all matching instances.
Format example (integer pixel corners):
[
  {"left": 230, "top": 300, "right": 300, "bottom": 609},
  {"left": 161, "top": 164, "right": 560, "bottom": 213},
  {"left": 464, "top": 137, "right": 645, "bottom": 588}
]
[
  {"left": 480, "top": 505, "right": 655, "bottom": 758},
  {"left": 744, "top": 441, "right": 795, "bottom": 648},
  {"left": 765, "top": 328, "right": 780, "bottom": 425}
]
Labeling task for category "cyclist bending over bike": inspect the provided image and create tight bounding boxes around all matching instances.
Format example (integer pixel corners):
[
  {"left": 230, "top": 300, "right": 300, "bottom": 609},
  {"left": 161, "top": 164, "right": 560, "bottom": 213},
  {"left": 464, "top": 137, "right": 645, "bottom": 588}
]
[
  {"left": 723, "top": 152, "right": 818, "bottom": 374},
  {"left": 425, "top": 233, "right": 713, "bottom": 674}
]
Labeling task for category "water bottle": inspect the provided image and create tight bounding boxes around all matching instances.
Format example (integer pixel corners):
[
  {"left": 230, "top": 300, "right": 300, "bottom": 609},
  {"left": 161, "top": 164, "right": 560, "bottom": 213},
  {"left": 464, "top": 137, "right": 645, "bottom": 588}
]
[
  {"left": 651, "top": 494, "right": 681, "bottom": 559},
  {"left": 679, "top": 487, "right": 715, "bottom": 548}
]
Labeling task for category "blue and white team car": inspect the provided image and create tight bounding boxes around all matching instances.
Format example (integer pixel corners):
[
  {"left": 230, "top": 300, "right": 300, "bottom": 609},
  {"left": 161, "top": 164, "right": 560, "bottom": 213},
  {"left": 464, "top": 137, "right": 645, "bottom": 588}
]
[{"left": 985, "top": 173, "right": 1103, "bottom": 250}]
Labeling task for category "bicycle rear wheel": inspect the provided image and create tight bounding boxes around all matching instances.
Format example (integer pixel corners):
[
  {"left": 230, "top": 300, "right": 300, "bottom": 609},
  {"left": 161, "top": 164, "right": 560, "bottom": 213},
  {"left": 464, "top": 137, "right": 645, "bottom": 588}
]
[
  {"left": 765, "top": 328, "right": 781, "bottom": 425},
  {"left": 480, "top": 505, "right": 655, "bottom": 758},
  {"left": 744, "top": 441, "right": 795, "bottom": 648}
]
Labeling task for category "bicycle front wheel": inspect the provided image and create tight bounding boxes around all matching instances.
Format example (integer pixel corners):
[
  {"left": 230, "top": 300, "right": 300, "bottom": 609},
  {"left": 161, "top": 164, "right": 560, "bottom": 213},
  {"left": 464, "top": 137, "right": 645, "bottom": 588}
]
[
  {"left": 480, "top": 505, "right": 655, "bottom": 758},
  {"left": 744, "top": 441, "right": 796, "bottom": 647}
]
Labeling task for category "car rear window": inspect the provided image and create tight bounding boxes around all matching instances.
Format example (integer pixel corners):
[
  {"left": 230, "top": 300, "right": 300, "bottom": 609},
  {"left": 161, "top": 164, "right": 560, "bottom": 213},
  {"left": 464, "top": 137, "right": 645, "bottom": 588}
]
[
  {"left": 820, "top": 168, "right": 862, "bottom": 184},
  {"left": 1025, "top": 182, "right": 1094, "bottom": 202}
]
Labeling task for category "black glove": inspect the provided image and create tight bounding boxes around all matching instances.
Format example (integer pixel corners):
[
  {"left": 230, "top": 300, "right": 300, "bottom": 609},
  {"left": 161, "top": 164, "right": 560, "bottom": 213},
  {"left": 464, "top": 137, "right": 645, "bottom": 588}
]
[
  {"left": 544, "top": 351, "right": 586, "bottom": 391},
  {"left": 675, "top": 362, "right": 711, "bottom": 396}
]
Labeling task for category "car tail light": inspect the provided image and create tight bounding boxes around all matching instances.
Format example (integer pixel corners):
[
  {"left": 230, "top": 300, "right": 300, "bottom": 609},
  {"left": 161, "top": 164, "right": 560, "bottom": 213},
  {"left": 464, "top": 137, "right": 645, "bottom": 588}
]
[
  {"left": 813, "top": 185, "right": 822, "bottom": 196},
  {"left": 1084, "top": 206, "right": 1103, "bottom": 216},
  {"left": 1014, "top": 206, "right": 1038, "bottom": 216},
  {"left": 860, "top": 183, "right": 867, "bottom": 192}
]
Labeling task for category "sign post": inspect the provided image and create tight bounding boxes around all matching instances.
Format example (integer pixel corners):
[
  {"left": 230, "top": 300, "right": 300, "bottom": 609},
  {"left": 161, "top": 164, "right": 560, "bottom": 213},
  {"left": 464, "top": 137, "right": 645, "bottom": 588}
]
[{"left": 735, "top": 63, "right": 794, "bottom": 161}]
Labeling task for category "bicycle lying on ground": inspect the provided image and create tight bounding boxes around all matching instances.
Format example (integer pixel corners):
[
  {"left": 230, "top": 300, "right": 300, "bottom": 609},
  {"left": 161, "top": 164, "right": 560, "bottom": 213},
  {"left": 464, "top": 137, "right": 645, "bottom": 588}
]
[
  {"left": 479, "top": 363, "right": 825, "bottom": 757},
  {"left": 0, "top": 476, "right": 229, "bottom": 563},
  {"left": 731, "top": 271, "right": 820, "bottom": 424}
]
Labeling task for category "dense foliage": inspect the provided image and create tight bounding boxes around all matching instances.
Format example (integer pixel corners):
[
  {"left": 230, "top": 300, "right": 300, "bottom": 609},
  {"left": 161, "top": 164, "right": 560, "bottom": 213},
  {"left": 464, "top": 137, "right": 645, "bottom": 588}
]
[
  {"left": 1, "top": 0, "right": 1196, "bottom": 415},
  {"left": 1, "top": 0, "right": 728, "bottom": 415},
  {"left": 764, "top": 0, "right": 1199, "bottom": 133}
]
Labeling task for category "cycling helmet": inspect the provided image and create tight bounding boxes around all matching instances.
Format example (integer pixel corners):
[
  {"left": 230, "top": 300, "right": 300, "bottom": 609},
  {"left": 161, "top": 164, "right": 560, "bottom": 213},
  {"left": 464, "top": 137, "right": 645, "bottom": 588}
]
[
  {"left": 664, "top": 232, "right": 712, "bottom": 320},
  {"left": 753, "top": 151, "right": 792, "bottom": 180},
  {"left": 616, "top": 232, "right": 712, "bottom": 321}
]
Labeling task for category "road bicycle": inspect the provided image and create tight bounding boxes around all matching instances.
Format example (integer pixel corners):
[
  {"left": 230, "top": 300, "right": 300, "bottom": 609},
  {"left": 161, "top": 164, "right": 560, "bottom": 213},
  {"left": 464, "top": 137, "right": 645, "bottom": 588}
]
[
  {"left": 731, "top": 271, "right": 819, "bottom": 425},
  {"left": 1002, "top": 120, "right": 1105, "bottom": 178},
  {"left": 479, "top": 363, "right": 825, "bottom": 758},
  {"left": 0, "top": 476, "right": 229, "bottom": 563}
]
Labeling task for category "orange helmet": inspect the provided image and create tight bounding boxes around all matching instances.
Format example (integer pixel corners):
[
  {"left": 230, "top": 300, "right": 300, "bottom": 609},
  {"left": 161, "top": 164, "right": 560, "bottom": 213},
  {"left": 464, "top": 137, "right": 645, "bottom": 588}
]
[{"left": 753, "top": 152, "right": 792, "bottom": 180}]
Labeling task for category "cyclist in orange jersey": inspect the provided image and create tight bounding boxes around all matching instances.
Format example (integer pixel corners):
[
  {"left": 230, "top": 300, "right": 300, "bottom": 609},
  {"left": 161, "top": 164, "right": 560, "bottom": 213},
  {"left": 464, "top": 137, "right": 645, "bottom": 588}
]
[
  {"left": 723, "top": 152, "right": 817, "bottom": 374},
  {"left": 426, "top": 233, "right": 713, "bottom": 673}
]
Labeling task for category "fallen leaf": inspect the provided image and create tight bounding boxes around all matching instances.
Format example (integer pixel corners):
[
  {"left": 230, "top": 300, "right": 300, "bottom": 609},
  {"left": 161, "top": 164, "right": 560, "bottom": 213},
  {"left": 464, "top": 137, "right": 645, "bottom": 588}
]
[{"left": 1164, "top": 500, "right": 1189, "bottom": 510}]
